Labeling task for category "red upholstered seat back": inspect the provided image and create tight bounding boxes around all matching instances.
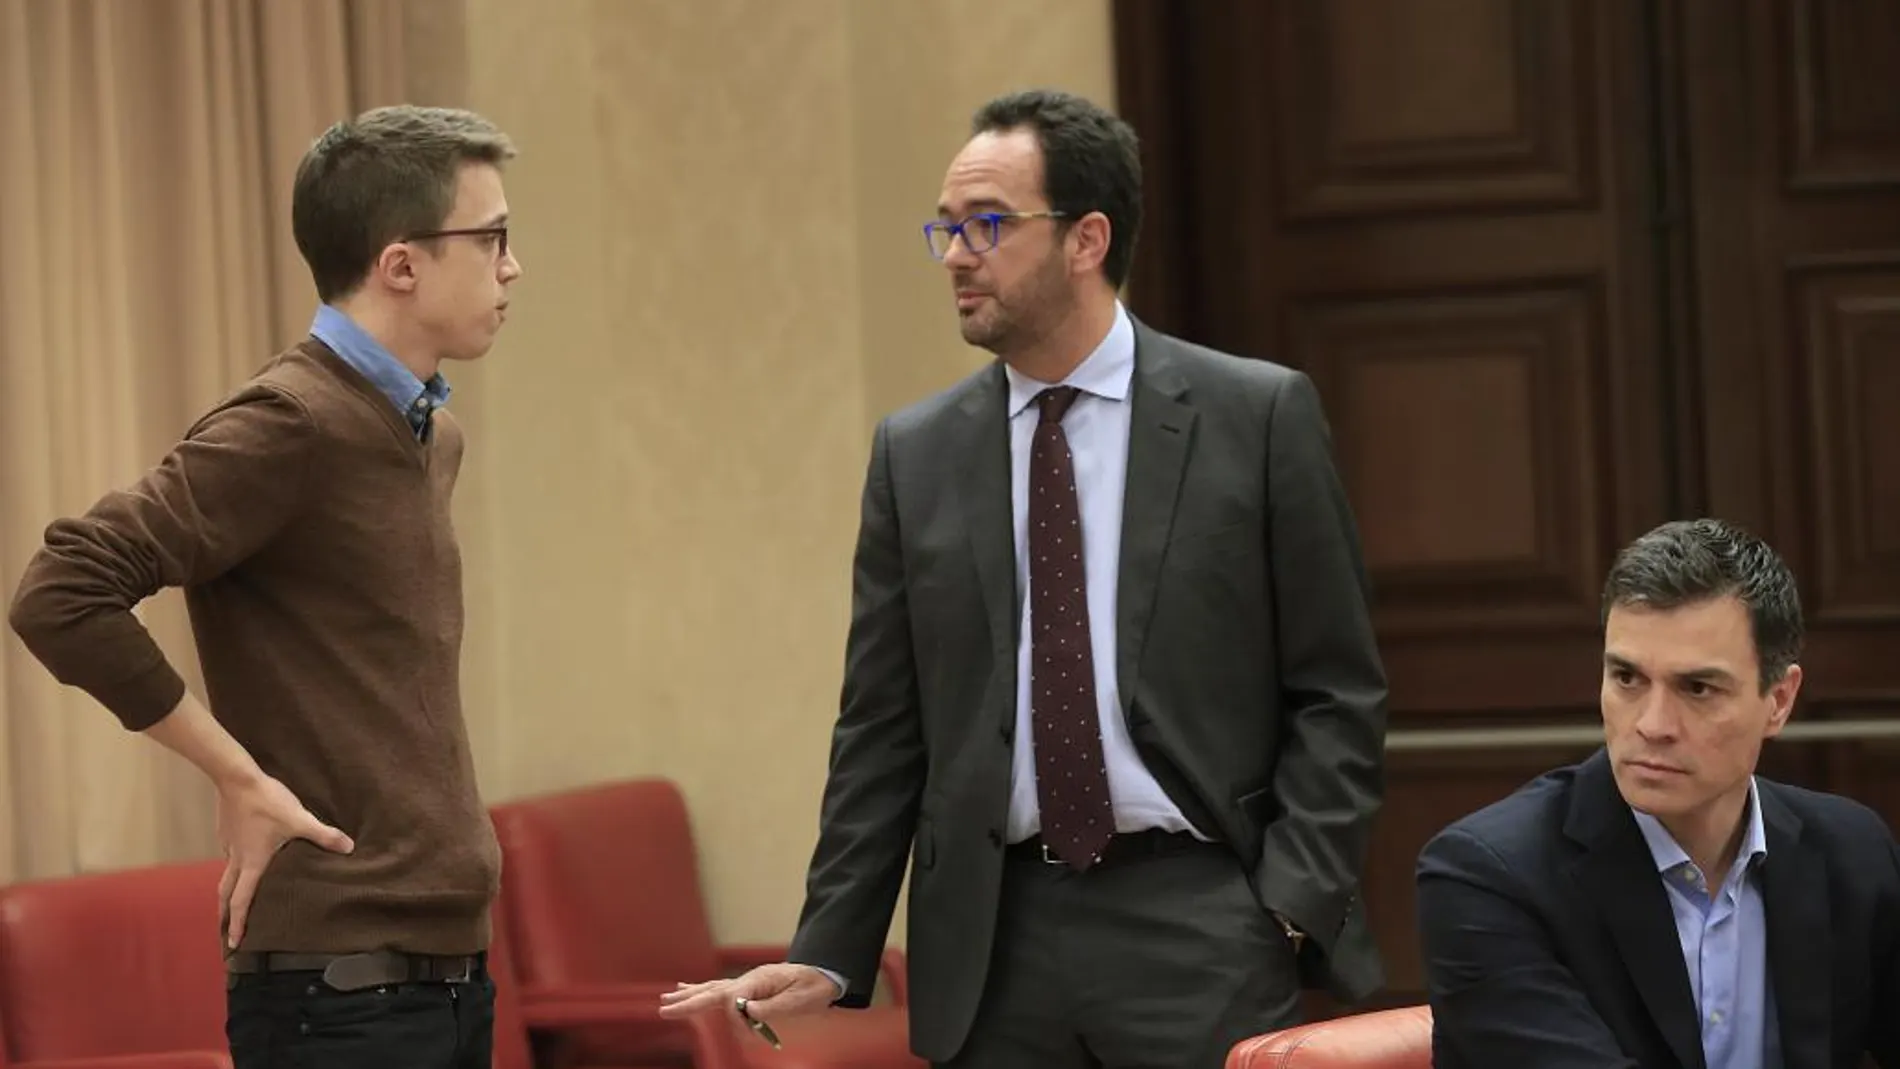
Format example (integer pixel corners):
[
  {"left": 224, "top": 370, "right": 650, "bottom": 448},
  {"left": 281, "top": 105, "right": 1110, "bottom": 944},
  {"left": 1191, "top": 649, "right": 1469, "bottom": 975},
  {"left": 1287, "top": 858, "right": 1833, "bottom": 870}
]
[
  {"left": 485, "top": 895, "right": 538, "bottom": 1069},
  {"left": 491, "top": 778, "right": 720, "bottom": 988},
  {"left": 1225, "top": 1006, "right": 1434, "bottom": 1069},
  {"left": 0, "top": 858, "right": 229, "bottom": 1061}
]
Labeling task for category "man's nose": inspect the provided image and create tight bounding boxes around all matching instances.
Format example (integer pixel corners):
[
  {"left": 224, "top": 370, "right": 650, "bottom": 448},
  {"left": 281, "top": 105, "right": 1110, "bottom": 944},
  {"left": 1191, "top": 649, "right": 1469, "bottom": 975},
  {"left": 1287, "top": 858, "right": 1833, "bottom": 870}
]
[
  {"left": 1633, "top": 694, "right": 1678, "bottom": 739},
  {"left": 942, "top": 234, "right": 980, "bottom": 270}
]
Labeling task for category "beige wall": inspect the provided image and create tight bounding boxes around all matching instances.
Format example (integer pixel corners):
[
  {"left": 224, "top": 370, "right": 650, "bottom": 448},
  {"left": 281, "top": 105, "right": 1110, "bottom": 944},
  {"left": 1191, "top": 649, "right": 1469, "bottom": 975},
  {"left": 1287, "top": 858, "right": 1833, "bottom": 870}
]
[{"left": 441, "top": 1, "right": 1115, "bottom": 946}]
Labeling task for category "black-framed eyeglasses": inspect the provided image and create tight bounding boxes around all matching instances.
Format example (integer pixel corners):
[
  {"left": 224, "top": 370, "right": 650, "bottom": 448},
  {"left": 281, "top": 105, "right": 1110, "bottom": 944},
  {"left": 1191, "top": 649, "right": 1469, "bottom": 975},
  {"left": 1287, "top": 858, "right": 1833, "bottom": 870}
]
[
  {"left": 923, "top": 211, "right": 1068, "bottom": 260},
  {"left": 406, "top": 225, "right": 509, "bottom": 258}
]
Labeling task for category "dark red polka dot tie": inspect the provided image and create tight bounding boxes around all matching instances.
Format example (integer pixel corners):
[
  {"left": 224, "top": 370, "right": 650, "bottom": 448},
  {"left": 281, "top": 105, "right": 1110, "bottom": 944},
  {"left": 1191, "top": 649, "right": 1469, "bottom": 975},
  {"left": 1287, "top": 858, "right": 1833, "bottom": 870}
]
[{"left": 1028, "top": 386, "right": 1114, "bottom": 870}]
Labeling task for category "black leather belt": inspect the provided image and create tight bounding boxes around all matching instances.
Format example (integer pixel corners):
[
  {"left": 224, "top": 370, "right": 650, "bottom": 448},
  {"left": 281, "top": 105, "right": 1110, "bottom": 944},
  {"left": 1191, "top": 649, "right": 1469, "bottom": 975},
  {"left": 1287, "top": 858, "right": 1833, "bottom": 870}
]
[
  {"left": 1005, "top": 828, "right": 1218, "bottom": 868},
  {"left": 225, "top": 949, "right": 483, "bottom": 992}
]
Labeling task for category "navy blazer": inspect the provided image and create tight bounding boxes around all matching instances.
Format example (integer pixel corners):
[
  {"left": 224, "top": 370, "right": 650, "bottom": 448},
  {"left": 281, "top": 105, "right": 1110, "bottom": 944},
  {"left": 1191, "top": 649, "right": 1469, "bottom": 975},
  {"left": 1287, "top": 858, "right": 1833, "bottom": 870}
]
[{"left": 1417, "top": 747, "right": 1900, "bottom": 1069}]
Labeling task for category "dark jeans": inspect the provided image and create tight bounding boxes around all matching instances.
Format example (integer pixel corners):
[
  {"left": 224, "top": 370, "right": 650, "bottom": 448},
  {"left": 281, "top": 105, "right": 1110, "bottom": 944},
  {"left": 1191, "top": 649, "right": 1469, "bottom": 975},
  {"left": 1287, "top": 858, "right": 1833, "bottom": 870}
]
[{"left": 226, "top": 964, "right": 494, "bottom": 1069}]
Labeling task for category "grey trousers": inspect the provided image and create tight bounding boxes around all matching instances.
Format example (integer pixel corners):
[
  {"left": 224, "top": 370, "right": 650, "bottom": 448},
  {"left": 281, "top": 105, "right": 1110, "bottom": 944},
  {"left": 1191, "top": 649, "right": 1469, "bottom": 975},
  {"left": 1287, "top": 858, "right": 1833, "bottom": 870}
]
[{"left": 935, "top": 839, "right": 1305, "bottom": 1069}]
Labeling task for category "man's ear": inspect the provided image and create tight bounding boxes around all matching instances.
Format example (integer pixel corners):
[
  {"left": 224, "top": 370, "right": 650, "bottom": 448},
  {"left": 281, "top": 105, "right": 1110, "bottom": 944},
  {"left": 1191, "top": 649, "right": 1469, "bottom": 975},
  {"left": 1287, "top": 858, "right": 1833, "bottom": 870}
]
[
  {"left": 1764, "top": 663, "right": 1802, "bottom": 737},
  {"left": 372, "top": 242, "right": 420, "bottom": 295},
  {"left": 1068, "top": 211, "right": 1112, "bottom": 277}
]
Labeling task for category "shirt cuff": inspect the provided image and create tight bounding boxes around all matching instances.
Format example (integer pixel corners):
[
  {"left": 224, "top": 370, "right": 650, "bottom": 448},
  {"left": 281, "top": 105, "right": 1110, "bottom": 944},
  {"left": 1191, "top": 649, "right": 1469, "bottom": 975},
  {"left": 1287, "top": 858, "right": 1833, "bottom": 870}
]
[{"left": 802, "top": 964, "right": 849, "bottom": 1000}]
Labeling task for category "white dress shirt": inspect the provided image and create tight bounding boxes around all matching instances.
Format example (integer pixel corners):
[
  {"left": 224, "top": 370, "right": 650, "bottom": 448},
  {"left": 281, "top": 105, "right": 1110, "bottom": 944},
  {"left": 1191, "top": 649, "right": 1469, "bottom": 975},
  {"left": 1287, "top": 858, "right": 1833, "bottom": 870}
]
[{"left": 1001, "top": 301, "right": 1199, "bottom": 843}]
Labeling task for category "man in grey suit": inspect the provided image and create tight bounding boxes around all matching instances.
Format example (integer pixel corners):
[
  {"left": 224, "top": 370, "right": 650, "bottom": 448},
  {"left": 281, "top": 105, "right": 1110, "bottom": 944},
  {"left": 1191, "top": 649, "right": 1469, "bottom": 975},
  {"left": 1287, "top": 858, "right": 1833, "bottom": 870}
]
[{"left": 660, "top": 88, "right": 1388, "bottom": 1069}]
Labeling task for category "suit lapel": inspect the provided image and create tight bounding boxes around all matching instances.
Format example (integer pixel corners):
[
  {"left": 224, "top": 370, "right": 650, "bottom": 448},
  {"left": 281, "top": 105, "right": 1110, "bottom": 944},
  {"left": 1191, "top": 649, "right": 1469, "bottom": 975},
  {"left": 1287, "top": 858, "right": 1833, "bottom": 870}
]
[
  {"left": 954, "top": 365, "right": 1019, "bottom": 705},
  {"left": 1565, "top": 753, "right": 1707, "bottom": 1069},
  {"left": 1760, "top": 785, "right": 1830, "bottom": 1069},
  {"left": 1114, "top": 328, "right": 1195, "bottom": 701}
]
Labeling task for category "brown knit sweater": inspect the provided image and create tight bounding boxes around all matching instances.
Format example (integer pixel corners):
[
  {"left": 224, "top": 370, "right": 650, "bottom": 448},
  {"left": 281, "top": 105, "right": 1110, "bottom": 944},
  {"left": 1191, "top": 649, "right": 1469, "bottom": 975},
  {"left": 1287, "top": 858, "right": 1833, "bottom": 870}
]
[{"left": 8, "top": 340, "right": 499, "bottom": 956}]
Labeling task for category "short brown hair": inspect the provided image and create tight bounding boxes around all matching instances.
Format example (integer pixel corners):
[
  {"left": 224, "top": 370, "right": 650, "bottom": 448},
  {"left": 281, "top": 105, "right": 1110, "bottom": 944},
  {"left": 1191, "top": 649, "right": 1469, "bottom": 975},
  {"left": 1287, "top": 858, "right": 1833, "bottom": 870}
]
[{"left": 291, "top": 105, "right": 516, "bottom": 302}]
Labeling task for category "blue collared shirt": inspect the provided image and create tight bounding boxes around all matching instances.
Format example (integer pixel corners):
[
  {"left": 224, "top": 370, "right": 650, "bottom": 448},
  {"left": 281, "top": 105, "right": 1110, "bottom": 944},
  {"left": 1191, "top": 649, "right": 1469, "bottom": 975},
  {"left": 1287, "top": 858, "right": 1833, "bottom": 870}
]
[
  {"left": 1631, "top": 780, "right": 1780, "bottom": 1069},
  {"left": 309, "top": 305, "right": 449, "bottom": 439}
]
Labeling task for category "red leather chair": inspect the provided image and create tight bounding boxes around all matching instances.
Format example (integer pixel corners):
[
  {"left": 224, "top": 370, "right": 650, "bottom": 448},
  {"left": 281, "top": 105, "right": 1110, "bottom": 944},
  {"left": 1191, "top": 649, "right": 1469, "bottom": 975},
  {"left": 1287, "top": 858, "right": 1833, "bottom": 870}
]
[
  {"left": 0, "top": 1025, "right": 231, "bottom": 1069},
  {"left": 1225, "top": 1006, "right": 1434, "bottom": 1069},
  {"left": 0, "top": 859, "right": 233, "bottom": 1068},
  {"left": 488, "top": 898, "right": 542, "bottom": 1069},
  {"left": 488, "top": 888, "right": 745, "bottom": 1069},
  {"left": 491, "top": 780, "right": 921, "bottom": 1069}
]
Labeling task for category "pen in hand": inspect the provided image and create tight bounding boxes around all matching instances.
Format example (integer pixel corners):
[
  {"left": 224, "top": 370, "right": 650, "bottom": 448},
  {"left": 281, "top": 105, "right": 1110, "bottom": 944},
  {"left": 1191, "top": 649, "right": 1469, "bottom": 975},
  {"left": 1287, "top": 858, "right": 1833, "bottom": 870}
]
[{"left": 736, "top": 996, "right": 782, "bottom": 1049}]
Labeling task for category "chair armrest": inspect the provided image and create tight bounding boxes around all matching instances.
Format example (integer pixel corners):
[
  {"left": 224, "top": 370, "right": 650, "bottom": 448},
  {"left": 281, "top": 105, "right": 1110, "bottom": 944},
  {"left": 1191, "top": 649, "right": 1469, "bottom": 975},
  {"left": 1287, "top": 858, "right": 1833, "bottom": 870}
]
[
  {"left": 521, "top": 982, "right": 746, "bottom": 1069},
  {"left": 716, "top": 943, "right": 910, "bottom": 1007},
  {"left": 22, "top": 1054, "right": 234, "bottom": 1069}
]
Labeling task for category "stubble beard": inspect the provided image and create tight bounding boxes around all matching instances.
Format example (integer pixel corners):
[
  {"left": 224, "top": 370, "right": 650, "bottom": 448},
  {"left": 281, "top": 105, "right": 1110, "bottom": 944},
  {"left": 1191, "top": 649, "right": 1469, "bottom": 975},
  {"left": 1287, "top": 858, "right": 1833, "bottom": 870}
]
[{"left": 959, "top": 255, "right": 1069, "bottom": 358}]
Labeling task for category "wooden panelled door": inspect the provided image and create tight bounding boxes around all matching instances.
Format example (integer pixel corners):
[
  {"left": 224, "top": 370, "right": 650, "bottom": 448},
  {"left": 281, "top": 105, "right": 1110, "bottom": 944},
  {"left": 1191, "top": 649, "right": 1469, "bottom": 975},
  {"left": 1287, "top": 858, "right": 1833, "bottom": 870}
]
[
  {"left": 1114, "top": 0, "right": 1900, "bottom": 1006},
  {"left": 1676, "top": 0, "right": 1900, "bottom": 815}
]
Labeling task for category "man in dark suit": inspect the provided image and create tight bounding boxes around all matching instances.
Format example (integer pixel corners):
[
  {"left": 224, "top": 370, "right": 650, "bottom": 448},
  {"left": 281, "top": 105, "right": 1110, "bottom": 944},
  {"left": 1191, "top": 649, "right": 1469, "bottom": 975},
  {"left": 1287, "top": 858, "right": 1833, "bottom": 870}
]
[
  {"left": 660, "top": 88, "right": 1388, "bottom": 1068},
  {"left": 1418, "top": 518, "right": 1900, "bottom": 1069}
]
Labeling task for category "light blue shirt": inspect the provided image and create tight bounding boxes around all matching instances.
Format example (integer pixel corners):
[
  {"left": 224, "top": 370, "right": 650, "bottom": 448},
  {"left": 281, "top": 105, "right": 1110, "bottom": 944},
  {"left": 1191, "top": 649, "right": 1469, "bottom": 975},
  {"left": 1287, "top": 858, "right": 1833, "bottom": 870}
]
[
  {"left": 1631, "top": 780, "right": 1780, "bottom": 1069},
  {"left": 1000, "top": 301, "right": 1199, "bottom": 843},
  {"left": 309, "top": 305, "right": 449, "bottom": 439}
]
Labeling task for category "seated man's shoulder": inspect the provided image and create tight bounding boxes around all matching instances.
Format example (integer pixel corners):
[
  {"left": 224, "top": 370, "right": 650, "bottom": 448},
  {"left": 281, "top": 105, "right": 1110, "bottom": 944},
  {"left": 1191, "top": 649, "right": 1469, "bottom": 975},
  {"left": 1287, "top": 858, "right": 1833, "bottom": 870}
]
[
  {"left": 1761, "top": 776, "right": 1894, "bottom": 850},
  {"left": 1420, "top": 761, "right": 1584, "bottom": 876}
]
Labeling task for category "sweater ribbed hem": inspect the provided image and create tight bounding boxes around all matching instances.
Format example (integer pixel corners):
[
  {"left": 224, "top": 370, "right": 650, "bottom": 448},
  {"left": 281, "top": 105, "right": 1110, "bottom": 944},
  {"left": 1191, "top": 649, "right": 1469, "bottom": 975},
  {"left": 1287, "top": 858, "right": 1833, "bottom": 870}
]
[{"left": 231, "top": 876, "right": 494, "bottom": 957}]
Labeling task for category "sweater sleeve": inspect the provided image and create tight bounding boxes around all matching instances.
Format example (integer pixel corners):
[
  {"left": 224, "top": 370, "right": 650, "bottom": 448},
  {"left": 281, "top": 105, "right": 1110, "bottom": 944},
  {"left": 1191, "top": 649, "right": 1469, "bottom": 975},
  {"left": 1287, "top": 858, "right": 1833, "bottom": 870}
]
[{"left": 7, "top": 385, "right": 319, "bottom": 731}]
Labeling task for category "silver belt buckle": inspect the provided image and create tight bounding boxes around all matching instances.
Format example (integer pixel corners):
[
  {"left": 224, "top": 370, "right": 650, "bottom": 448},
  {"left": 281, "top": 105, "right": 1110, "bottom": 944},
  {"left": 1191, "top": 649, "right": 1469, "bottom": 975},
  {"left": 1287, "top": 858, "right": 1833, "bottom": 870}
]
[{"left": 1039, "top": 839, "right": 1108, "bottom": 867}]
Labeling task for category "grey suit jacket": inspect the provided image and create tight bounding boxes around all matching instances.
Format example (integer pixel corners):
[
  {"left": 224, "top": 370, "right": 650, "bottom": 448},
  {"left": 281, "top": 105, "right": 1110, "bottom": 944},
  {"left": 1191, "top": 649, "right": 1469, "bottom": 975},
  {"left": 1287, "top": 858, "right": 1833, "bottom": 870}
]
[{"left": 787, "top": 320, "right": 1389, "bottom": 1061}]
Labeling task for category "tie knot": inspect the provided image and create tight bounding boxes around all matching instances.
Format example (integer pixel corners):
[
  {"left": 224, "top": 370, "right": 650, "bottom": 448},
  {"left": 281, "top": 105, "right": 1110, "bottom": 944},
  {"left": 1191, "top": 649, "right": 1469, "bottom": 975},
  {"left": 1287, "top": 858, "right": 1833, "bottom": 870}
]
[{"left": 1036, "top": 386, "right": 1081, "bottom": 425}]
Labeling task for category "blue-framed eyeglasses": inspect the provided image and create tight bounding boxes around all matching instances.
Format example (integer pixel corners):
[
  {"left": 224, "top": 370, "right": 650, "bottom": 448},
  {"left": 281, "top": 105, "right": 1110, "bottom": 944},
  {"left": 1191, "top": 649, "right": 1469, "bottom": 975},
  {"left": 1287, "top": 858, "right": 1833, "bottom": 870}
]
[{"left": 923, "top": 211, "right": 1069, "bottom": 260}]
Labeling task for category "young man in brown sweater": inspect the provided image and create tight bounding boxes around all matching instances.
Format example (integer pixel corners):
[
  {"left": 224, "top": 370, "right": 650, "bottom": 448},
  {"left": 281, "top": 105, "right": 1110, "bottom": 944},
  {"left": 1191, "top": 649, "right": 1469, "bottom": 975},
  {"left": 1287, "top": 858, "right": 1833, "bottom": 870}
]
[{"left": 8, "top": 104, "right": 522, "bottom": 1069}]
